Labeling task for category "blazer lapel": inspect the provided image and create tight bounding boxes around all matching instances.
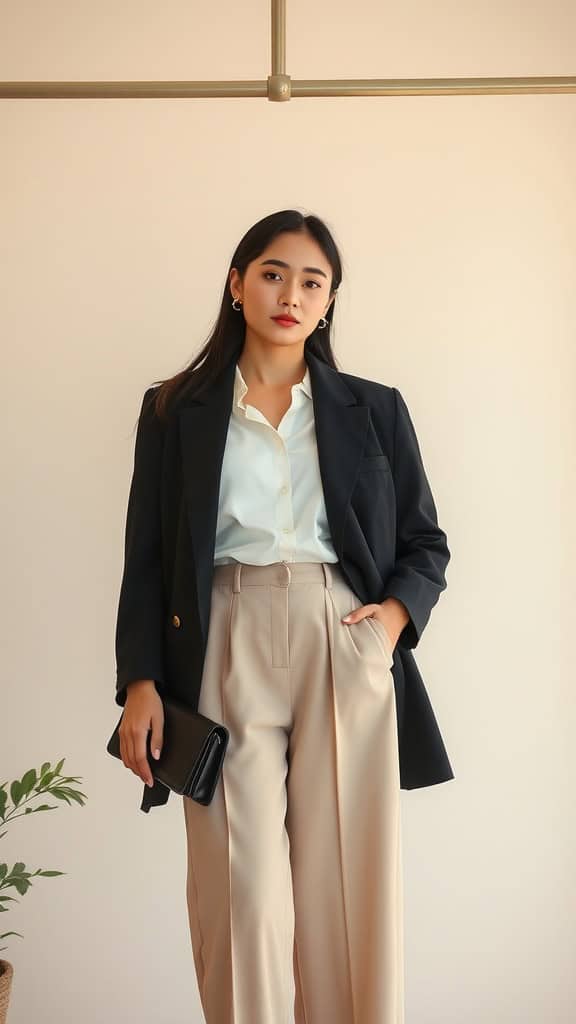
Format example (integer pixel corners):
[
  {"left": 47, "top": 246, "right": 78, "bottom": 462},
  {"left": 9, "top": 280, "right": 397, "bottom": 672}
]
[{"left": 177, "top": 346, "right": 371, "bottom": 648}]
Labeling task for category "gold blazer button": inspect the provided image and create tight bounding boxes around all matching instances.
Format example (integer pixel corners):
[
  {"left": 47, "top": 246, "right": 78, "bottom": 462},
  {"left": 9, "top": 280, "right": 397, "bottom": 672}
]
[{"left": 172, "top": 614, "right": 181, "bottom": 628}]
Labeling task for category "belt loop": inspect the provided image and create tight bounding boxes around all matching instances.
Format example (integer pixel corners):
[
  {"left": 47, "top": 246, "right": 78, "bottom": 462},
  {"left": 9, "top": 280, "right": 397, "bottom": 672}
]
[
  {"left": 233, "top": 562, "right": 242, "bottom": 592},
  {"left": 322, "top": 562, "right": 333, "bottom": 589}
]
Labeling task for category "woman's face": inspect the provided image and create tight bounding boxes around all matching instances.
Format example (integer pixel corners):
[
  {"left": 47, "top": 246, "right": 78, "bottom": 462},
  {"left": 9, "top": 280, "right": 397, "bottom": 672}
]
[{"left": 229, "top": 232, "right": 336, "bottom": 349}]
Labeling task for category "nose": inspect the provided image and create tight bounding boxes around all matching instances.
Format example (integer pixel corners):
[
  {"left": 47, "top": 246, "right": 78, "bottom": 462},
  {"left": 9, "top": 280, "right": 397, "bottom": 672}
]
[
  {"left": 278, "top": 288, "right": 297, "bottom": 307},
  {"left": 279, "top": 280, "right": 300, "bottom": 308}
]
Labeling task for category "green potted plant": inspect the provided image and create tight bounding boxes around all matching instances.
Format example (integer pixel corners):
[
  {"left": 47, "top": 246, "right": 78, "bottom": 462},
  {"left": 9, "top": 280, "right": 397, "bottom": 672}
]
[{"left": 0, "top": 760, "right": 86, "bottom": 1023}]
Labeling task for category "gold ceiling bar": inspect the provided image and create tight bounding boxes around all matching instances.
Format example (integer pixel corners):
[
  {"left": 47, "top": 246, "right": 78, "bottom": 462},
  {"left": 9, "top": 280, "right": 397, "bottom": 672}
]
[
  {"left": 0, "top": 0, "right": 574, "bottom": 99},
  {"left": 0, "top": 77, "right": 575, "bottom": 99}
]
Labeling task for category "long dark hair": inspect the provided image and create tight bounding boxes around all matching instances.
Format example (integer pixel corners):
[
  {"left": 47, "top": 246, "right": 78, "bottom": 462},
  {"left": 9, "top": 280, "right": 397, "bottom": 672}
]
[{"left": 147, "top": 209, "right": 344, "bottom": 421}]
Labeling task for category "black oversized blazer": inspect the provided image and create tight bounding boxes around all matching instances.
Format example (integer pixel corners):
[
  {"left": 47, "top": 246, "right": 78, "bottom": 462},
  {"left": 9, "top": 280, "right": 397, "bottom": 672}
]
[{"left": 114, "top": 344, "right": 454, "bottom": 813}]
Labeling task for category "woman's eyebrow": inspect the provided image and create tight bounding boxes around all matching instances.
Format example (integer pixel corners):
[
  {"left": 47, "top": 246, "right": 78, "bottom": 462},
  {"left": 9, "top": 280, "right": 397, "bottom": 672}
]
[{"left": 259, "top": 258, "right": 328, "bottom": 279}]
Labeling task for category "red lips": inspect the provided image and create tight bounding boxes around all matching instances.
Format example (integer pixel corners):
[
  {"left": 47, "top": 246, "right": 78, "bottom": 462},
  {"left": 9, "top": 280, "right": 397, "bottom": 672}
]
[{"left": 272, "top": 315, "right": 299, "bottom": 324}]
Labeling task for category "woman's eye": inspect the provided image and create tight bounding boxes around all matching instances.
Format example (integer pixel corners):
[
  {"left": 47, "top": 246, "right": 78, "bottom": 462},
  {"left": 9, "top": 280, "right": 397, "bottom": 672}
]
[{"left": 263, "top": 272, "right": 320, "bottom": 288}]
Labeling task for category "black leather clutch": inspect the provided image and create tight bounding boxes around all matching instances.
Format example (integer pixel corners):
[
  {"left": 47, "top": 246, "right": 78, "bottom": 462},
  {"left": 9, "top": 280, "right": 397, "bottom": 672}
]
[{"left": 106, "top": 693, "right": 229, "bottom": 805}]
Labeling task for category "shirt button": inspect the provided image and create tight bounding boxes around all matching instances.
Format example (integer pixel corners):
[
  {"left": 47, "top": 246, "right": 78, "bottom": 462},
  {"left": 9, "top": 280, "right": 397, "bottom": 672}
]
[
  {"left": 280, "top": 485, "right": 288, "bottom": 494},
  {"left": 282, "top": 527, "right": 291, "bottom": 534},
  {"left": 172, "top": 614, "right": 181, "bottom": 628}
]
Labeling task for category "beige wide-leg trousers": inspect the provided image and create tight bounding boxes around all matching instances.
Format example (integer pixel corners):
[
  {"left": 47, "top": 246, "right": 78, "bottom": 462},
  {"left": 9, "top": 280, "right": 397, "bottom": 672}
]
[{"left": 183, "top": 560, "right": 404, "bottom": 1024}]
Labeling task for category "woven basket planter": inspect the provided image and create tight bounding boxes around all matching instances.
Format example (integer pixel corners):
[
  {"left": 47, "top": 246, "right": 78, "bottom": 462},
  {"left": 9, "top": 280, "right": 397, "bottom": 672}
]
[{"left": 0, "top": 960, "right": 14, "bottom": 1024}]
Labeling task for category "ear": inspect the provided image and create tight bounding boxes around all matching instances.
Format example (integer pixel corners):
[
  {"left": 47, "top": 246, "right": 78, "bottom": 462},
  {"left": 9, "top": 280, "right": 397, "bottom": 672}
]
[{"left": 229, "top": 267, "right": 241, "bottom": 300}]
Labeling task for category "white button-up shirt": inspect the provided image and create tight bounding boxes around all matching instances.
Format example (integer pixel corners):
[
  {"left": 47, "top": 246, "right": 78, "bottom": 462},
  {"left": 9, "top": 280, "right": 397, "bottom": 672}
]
[{"left": 213, "top": 362, "right": 339, "bottom": 566}]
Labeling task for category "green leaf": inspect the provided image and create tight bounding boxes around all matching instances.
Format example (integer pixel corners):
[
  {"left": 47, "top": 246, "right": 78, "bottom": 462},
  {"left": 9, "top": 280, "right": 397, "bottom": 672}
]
[
  {"left": 12, "top": 879, "right": 31, "bottom": 896},
  {"left": 49, "top": 790, "right": 71, "bottom": 806},
  {"left": 56, "top": 789, "right": 86, "bottom": 806},
  {"left": 35, "top": 771, "right": 56, "bottom": 790},
  {"left": 10, "top": 781, "right": 22, "bottom": 807},
  {"left": 21, "top": 769, "right": 38, "bottom": 794}
]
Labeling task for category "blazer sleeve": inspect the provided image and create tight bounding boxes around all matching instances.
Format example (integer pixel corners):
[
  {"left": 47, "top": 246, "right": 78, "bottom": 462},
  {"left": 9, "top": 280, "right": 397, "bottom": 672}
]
[
  {"left": 114, "top": 386, "right": 166, "bottom": 708},
  {"left": 380, "top": 386, "right": 451, "bottom": 650}
]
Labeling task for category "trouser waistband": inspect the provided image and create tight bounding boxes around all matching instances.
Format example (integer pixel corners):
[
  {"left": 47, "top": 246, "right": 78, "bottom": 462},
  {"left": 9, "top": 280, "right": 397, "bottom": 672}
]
[{"left": 212, "top": 560, "right": 345, "bottom": 591}]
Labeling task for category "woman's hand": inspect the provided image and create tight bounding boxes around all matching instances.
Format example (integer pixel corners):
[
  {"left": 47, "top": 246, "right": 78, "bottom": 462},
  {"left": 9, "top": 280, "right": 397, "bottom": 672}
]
[
  {"left": 120, "top": 680, "right": 165, "bottom": 788},
  {"left": 341, "top": 597, "right": 409, "bottom": 651}
]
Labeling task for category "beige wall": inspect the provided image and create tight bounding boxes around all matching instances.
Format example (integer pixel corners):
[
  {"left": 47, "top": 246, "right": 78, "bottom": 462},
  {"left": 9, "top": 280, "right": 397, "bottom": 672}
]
[{"left": 1, "top": 2, "right": 575, "bottom": 1022}]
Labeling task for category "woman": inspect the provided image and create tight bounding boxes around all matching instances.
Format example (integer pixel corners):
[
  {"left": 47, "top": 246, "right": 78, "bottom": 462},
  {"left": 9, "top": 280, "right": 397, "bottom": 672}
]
[{"left": 114, "top": 208, "right": 453, "bottom": 1024}]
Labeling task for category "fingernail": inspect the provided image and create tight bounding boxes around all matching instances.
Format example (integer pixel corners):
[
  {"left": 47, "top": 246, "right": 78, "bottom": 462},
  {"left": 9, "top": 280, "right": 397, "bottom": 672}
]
[
  {"left": 153, "top": 749, "right": 160, "bottom": 759},
  {"left": 342, "top": 616, "right": 351, "bottom": 622}
]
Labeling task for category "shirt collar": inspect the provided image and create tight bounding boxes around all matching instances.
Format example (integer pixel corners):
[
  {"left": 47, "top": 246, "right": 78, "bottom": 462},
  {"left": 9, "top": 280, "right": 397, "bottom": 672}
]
[{"left": 234, "top": 362, "right": 312, "bottom": 410}]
